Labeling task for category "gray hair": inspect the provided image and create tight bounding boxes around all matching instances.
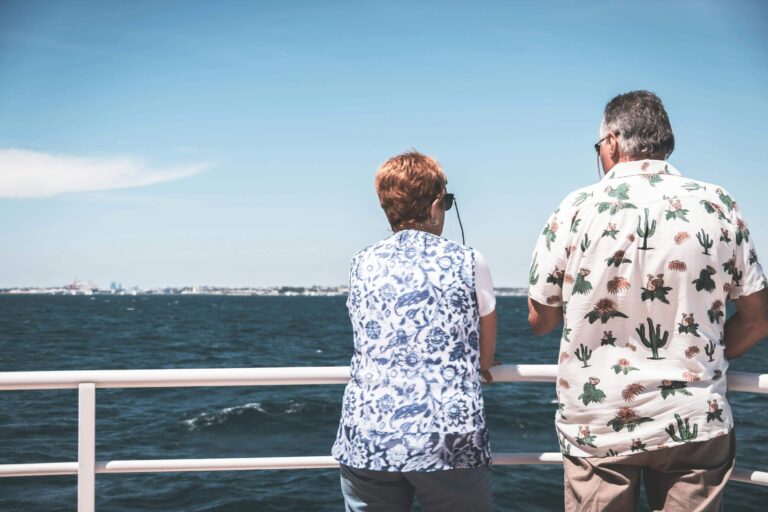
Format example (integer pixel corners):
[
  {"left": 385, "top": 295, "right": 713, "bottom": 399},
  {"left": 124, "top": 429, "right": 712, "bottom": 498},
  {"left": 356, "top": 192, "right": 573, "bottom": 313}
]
[{"left": 600, "top": 90, "right": 675, "bottom": 158}]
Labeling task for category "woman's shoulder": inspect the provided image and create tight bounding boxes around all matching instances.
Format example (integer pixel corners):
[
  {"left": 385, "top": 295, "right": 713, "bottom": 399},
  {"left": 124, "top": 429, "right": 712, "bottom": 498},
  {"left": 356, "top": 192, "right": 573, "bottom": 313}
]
[{"left": 349, "top": 234, "right": 396, "bottom": 263}]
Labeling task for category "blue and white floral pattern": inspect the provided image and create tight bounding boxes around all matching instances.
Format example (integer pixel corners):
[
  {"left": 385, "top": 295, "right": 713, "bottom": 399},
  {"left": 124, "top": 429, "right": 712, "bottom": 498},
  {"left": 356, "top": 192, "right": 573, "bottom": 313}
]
[{"left": 332, "top": 229, "right": 491, "bottom": 472}]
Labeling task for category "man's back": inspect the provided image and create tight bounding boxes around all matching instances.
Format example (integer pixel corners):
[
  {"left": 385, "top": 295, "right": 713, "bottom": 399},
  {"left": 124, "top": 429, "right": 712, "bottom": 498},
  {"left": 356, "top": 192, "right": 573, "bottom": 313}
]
[{"left": 529, "top": 159, "right": 765, "bottom": 457}]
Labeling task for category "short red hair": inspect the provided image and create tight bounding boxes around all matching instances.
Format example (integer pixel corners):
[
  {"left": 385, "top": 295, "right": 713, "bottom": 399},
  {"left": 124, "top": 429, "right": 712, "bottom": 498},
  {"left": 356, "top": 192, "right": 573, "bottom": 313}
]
[{"left": 375, "top": 151, "right": 446, "bottom": 231}]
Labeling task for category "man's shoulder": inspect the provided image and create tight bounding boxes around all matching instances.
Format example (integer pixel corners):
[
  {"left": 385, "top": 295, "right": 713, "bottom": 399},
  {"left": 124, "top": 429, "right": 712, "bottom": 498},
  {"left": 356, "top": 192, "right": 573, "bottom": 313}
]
[
  {"left": 666, "top": 175, "right": 731, "bottom": 197},
  {"left": 552, "top": 183, "right": 602, "bottom": 214}
]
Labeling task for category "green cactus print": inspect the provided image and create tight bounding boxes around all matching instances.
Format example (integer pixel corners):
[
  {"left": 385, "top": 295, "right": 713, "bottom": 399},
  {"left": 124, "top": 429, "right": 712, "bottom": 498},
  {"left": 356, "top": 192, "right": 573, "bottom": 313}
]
[
  {"left": 645, "top": 173, "right": 664, "bottom": 187},
  {"left": 605, "top": 183, "right": 631, "bottom": 200},
  {"left": 659, "top": 380, "right": 692, "bottom": 399},
  {"left": 606, "top": 407, "right": 654, "bottom": 432},
  {"left": 636, "top": 318, "right": 668, "bottom": 360},
  {"left": 735, "top": 218, "right": 750, "bottom": 246},
  {"left": 580, "top": 233, "right": 592, "bottom": 252},
  {"left": 597, "top": 201, "right": 638, "bottom": 215},
  {"left": 529, "top": 160, "right": 757, "bottom": 457},
  {"left": 611, "top": 358, "right": 639, "bottom": 375},
  {"left": 600, "top": 330, "right": 617, "bottom": 346},
  {"left": 529, "top": 254, "right": 540, "bottom": 285},
  {"left": 602, "top": 223, "right": 620, "bottom": 239},
  {"left": 562, "top": 324, "right": 572, "bottom": 343},
  {"left": 716, "top": 188, "right": 735, "bottom": 212},
  {"left": 542, "top": 220, "right": 558, "bottom": 250},
  {"left": 578, "top": 377, "right": 607, "bottom": 405},
  {"left": 605, "top": 250, "right": 631, "bottom": 267},
  {"left": 576, "top": 426, "right": 597, "bottom": 448},
  {"left": 546, "top": 268, "right": 565, "bottom": 288},
  {"left": 707, "top": 300, "right": 724, "bottom": 324},
  {"left": 571, "top": 217, "right": 581, "bottom": 233},
  {"left": 677, "top": 313, "right": 701, "bottom": 337},
  {"left": 575, "top": 344, "right": 592, "bottom": 367},
  {"left": 706, "top": 400, "right": 724, "bottom": 423},
  {"left": 692, "top": 266, "right": 717, "bottom": 292},
  {"left": 640, "top": 274, "right": 672, "bottom": 304},
  {"left": 700, "top": 199, "right": 728, "bottom": 221},
  {"left": 664, "top": 197, "right": 689, "bottom": 221},
  {"left": 665, "top": 414, "right": 698, "bottom": 443},
  {"left": 557, "top": 400, "right": 567, "bottom": 420},
  {"left": 696, "top": 229, "right": 713, "bottom": 255},
  {"left": 572, "top": 191, "right": 593, "bottom": 207},
  {"left": 636, "top": 208, "right": 656, "bottom": 250},
  {"left": 682, "top": 181, "right": 706, "bottom": 192},
  {"left": 704, "top": 339, "right": 716, "bottom": 362},
  {"left": 572, "top": 269, "right": 593, "bottom": 295},
  {"left": 732, "top": 267, "right": 743, "bottom": 287}
]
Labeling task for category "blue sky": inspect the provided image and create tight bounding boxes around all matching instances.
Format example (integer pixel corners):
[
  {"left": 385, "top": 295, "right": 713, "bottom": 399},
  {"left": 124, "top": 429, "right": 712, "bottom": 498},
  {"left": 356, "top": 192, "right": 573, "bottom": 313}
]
[{"left": 0, "top": 0, "right": 766, "bottom": 288}]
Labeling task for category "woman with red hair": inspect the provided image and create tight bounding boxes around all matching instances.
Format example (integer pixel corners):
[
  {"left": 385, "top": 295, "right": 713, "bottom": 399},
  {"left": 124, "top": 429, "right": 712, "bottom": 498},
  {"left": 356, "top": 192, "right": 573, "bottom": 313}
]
[{"left": 332, "top": 151, "right": 497, "bottom": 511}]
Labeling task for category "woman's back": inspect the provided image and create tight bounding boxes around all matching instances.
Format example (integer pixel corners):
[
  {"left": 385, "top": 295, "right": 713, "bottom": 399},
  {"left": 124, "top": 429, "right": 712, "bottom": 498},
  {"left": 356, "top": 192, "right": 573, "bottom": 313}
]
[{"left": 334, "top": 229, "right": 490, "bottom": 472}]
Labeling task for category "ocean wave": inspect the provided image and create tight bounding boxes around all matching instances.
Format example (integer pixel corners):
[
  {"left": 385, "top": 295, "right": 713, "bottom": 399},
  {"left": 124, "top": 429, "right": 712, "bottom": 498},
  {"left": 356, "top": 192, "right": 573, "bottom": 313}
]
[{"left": 181, "top": 400, "right": 310, "bottom": 431}]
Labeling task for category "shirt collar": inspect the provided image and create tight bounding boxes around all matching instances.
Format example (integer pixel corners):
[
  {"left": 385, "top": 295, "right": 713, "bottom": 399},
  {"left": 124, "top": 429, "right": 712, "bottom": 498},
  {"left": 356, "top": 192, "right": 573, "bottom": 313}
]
[{"left": 603, "top": 159, "right": 682, "bottom": 181}]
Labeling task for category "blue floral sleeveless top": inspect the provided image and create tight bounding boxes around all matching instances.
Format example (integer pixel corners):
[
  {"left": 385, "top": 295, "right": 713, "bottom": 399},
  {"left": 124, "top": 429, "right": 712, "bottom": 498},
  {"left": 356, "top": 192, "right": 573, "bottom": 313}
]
[{"left": 332, "top": 229, "right": 491, "bottom": 472}]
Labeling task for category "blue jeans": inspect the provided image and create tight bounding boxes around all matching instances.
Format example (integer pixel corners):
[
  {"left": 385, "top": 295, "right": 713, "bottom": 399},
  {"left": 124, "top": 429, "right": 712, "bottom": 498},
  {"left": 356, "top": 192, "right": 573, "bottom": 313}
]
[{"left": 340, "top": 464, "right": 493, "bottom": 512}]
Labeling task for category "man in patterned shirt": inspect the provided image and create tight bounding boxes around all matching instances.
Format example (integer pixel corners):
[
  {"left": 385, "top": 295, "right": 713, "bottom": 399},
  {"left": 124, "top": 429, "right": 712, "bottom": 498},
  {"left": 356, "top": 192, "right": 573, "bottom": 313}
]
[{"left": 527, "top": 90, "right": 768, "bottom": 511}]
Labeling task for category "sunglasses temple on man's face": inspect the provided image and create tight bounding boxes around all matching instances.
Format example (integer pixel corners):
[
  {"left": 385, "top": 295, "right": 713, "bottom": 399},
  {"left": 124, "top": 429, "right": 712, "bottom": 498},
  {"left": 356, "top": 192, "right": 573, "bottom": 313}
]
[{"left": 454, "top": 199, "right": 466, "bottom": 245}]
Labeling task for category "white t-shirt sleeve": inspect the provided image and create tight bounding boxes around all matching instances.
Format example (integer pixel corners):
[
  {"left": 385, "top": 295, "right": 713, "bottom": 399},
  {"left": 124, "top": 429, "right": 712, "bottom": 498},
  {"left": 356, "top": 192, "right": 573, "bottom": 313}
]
[{"left": 474, "top": 250, "right": 496, "bottom": 317}]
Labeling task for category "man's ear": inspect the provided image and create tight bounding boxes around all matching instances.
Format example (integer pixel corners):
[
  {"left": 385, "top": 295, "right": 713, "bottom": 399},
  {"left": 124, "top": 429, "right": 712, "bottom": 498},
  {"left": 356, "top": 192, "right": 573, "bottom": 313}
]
[{"left": 608, "top": 133, "right": 621, "bottom": 160}]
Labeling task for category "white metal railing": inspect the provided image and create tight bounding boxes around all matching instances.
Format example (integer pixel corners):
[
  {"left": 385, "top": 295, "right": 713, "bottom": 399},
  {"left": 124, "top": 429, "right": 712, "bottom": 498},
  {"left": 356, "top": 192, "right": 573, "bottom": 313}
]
[{"left": 0, "top": 365, "right": 766, "bottom": 512}]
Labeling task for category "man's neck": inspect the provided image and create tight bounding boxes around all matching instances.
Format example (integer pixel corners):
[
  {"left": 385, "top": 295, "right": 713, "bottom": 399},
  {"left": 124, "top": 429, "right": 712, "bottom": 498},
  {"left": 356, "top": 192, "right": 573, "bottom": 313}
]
[{"left": 618, "top": 154, "right": 666, "bottom": 163}]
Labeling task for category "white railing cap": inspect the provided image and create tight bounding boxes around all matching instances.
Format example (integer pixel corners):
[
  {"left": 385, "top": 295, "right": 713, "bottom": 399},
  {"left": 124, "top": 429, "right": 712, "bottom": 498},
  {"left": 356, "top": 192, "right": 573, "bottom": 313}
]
[{"left": 0, "top": 365, "right": 764, "bottom": 393}]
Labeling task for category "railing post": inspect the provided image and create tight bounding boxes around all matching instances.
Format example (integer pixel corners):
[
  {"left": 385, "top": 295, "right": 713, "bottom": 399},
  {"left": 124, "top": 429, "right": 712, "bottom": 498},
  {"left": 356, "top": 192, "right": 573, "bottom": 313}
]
[{"left": 78, "top": 383, "right": 96, "bottom": 512}]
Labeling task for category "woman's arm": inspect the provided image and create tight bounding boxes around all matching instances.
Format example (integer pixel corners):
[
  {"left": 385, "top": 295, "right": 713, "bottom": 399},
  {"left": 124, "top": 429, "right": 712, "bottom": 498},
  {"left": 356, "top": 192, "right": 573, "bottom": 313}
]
[
  {"left": 474, "top": 250, "right": 498, "bottom": 382},
  {"left": 479, "top": 309, "right": 498, "bottom": 382}
]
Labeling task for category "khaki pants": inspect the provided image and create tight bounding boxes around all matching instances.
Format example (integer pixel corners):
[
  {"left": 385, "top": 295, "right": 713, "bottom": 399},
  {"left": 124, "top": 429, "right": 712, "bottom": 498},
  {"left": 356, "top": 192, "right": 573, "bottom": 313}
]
[{"left": 563, "top": 432, "right": 735, "bottom": 512}]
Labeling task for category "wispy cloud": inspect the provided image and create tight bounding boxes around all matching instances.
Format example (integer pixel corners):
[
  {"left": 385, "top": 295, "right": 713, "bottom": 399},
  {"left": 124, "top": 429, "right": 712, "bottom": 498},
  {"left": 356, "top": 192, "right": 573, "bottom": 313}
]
[{"left": 0, "top": 148, "right": 208, "bottom": 198}]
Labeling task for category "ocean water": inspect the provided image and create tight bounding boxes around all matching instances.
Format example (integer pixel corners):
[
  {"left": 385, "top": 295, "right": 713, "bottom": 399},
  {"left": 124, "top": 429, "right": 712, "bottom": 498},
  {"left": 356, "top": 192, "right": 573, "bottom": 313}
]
[{"left": 0, "top": 295, "right": 765, "bottom": 511}]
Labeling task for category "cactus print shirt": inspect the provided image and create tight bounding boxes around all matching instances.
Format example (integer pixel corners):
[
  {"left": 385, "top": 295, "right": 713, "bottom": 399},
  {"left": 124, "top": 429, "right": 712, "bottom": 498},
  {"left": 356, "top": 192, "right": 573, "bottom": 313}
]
[
  {"left": 332, "top": 229, "right": 492, "bottom": 471},
  {"left": 528, "top": 160, "right": 766, "bottom": 457}
]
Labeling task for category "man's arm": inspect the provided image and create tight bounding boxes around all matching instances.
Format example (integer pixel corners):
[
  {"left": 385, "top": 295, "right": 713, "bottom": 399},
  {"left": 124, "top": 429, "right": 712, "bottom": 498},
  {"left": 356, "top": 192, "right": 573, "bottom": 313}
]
[
  {"left": 724, "top": 288, "right": 768, "bottom": 359},
  {"left": 528, "top": 297, "right": 563, "bottom": 336}
]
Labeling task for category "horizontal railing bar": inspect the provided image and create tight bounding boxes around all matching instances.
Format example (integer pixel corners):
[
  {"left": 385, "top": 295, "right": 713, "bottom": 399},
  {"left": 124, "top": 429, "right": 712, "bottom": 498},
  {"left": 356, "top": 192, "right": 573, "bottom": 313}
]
[
  {"left": 0, "top": 367, "right": 351, "bottom": 390},
  {"left": 726, "top": 372, "right": 768, "bottom": 393},
  {"left": 732, "top": 469, "right": 768, "bottom": 486},
  {"left": 0, "top": 462, "right": 78, "bottom": 477},
  {"left": 0, "top": 455, "right": 765, "bottom": 486},
  {"left": 0, "top": 366, "right": 764, "bottom": 393}
]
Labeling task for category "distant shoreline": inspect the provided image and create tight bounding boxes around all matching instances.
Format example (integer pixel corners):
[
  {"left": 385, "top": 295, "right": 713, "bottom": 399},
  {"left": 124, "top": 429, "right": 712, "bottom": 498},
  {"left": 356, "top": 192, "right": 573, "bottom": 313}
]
[{"left": 0, "top": 286, "right": 529, "bottom": 297}]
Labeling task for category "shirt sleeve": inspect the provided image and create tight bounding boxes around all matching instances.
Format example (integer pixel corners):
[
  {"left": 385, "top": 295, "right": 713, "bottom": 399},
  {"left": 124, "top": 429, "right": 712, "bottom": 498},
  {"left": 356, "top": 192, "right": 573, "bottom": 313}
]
[
  {"left": 528, "top": 203, "right": 571, "bottom": 307},
  {"left": 474, "top": 250, "right": 496, "bottom": 317},
  {"left": 728, "top": 208, "right": 767, "bottom": 300}
]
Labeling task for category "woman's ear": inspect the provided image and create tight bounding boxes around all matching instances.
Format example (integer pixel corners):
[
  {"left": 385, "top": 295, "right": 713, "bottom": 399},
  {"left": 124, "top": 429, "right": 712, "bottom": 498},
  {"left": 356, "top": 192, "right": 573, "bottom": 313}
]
[{"left": 429, "top": 196, "right": 443, "bottom": 225}]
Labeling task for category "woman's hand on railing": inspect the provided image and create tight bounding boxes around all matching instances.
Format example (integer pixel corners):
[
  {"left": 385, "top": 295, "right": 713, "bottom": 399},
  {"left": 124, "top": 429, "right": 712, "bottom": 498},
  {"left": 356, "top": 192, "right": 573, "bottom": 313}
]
[{"left": 480, "top": 360, "right": 502, "bottom": 383}]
